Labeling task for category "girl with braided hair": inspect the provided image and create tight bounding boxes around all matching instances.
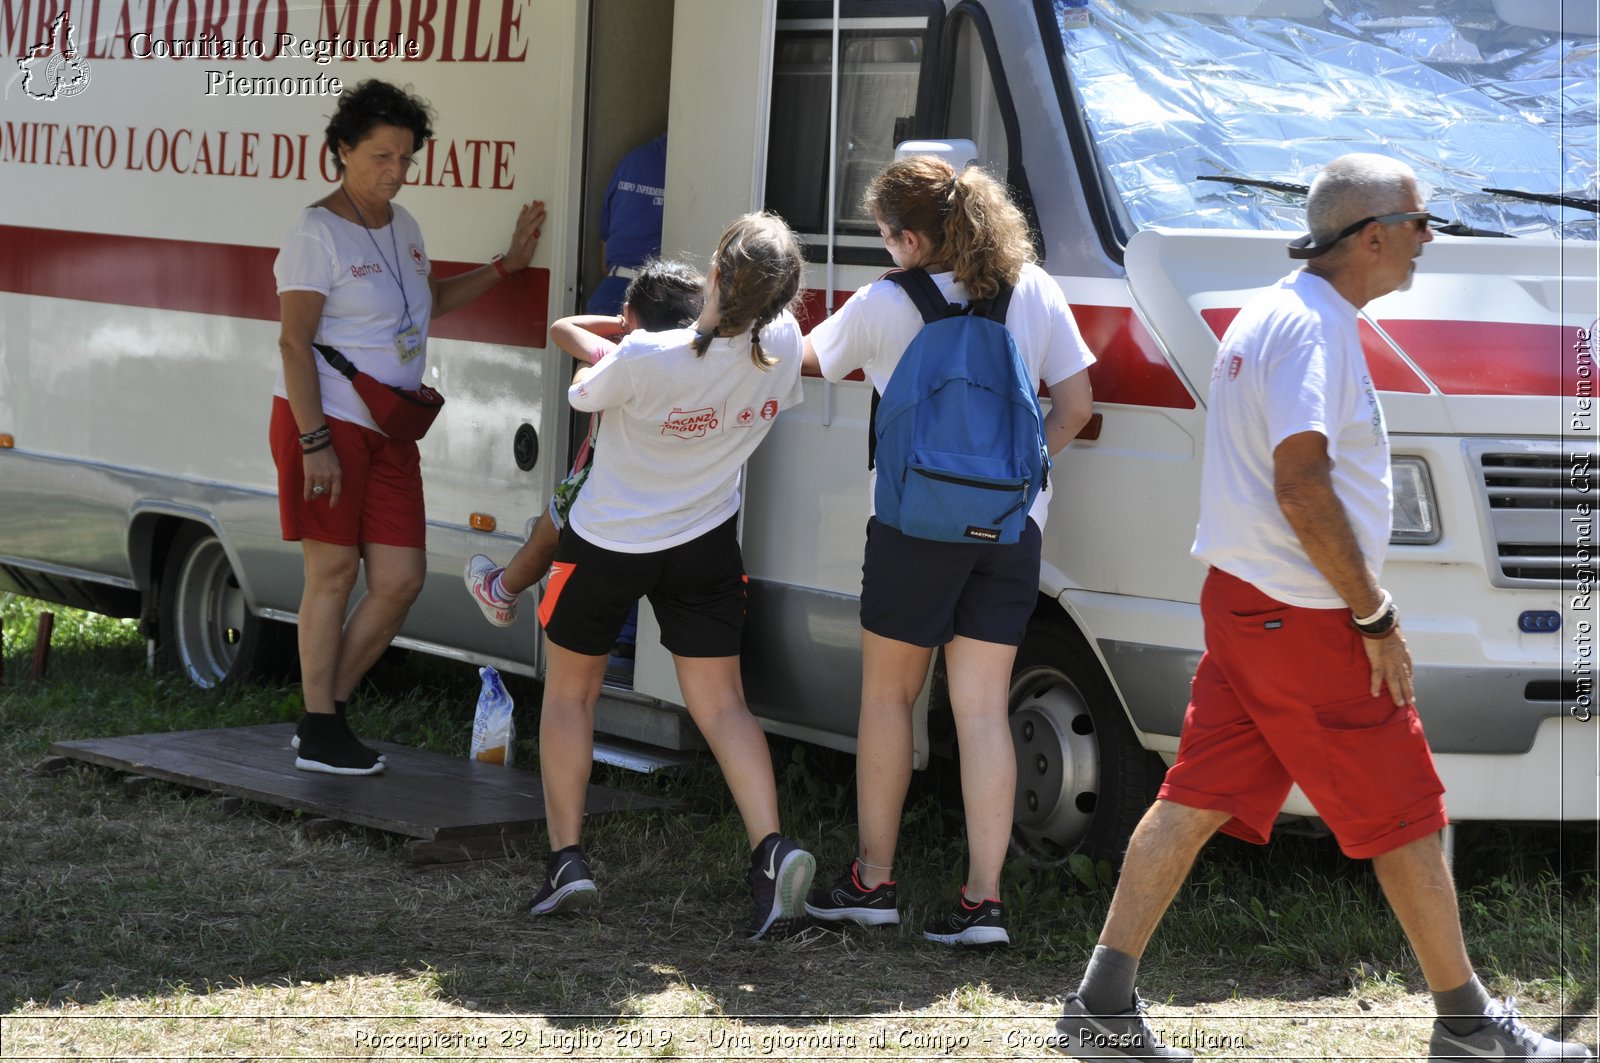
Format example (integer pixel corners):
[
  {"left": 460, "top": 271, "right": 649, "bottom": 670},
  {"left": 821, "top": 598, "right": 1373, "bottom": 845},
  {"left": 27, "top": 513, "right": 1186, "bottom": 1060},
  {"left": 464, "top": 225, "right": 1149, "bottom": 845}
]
[{"left": 526, "top": 213, "right": 817, "bottom": 941}]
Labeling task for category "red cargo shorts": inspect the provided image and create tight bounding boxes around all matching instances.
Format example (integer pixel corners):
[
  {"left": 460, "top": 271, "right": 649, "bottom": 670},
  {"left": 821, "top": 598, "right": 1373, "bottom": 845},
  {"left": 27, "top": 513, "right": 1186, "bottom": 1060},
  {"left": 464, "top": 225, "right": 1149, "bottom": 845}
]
[{"left": 1158, "top": 567, "right": 1446, "bottom": 859}]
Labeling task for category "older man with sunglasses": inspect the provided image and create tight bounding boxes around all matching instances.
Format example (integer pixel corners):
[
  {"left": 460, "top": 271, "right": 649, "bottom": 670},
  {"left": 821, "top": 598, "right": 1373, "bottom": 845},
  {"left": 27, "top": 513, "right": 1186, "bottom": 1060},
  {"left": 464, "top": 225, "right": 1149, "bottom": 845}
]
[{"left": 1050, "top": 154, "right": 1593, "bottom": 1062}]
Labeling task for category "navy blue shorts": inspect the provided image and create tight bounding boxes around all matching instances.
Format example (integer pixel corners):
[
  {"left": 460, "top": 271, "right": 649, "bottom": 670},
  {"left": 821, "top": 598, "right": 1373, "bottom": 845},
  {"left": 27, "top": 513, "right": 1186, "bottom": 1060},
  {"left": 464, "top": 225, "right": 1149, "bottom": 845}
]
[{"left": 860, "top": 517, "right": 1041, "bottom": 648}]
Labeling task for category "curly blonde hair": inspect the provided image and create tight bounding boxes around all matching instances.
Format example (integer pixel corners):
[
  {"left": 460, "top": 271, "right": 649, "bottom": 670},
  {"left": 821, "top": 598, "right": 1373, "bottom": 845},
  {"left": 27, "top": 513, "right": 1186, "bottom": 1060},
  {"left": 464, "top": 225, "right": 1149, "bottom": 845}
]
[{"left": 866, "top": 155, "right": 1033, "bottom": 301}]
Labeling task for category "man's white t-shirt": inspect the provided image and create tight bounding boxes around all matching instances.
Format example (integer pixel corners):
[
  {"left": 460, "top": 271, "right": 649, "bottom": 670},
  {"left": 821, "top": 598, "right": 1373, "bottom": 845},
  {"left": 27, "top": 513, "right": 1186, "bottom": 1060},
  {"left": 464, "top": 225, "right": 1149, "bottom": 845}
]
[
  {"left": 806, "top": 263, "right": 1095, "bottom": 531},
  {"left": 1192, "top": 269, "right": 1392, "bottom": 608},
  {"left": 273, "top": 205, "right": 433, "bottom": 434},
  {"left": 567, "top": 313, "right": 805, "bottom": 553}
]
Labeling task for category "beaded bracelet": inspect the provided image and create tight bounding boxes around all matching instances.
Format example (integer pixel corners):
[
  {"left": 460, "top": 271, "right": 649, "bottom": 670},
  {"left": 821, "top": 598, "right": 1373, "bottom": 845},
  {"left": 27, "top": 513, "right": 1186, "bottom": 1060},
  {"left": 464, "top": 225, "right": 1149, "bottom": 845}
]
[{"left": 298, "top": 425, "right": 331, "bottom": 447}]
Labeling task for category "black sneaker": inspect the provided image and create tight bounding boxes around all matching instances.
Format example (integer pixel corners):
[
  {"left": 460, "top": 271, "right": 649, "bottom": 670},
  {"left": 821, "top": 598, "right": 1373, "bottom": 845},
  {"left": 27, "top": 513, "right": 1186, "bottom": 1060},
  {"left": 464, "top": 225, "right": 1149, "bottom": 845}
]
[
  {"left": 921, "top": 889, "right": 1009, "bottom": 947},
  {"left": 291, "top": 710, "right": 384, "bottom": 761},
  {"left": 294, "top": 712, "right": 384, "bottom": 776},
  {"left": 1429, "top": 997, "right": 1595, "bottom": 1060},
  {"left": 1054, "top": 991, "right": 1194, "bottom": 1060},
  {"left": 527, "top": 846, "right": 598, "bottom": 916},
  {"left": 805, "top": 860, "right": 900, "bottom": 926},
  {"left": 747, "top": 833, "right": 816, "bottom": 941}
]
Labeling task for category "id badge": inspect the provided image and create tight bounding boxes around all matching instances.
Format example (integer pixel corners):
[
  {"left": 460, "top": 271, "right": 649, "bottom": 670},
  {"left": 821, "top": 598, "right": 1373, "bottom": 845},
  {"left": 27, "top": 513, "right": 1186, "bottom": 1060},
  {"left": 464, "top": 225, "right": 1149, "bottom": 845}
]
[{"left": 395, "top": 326, "right": 424, "bottom": 363}]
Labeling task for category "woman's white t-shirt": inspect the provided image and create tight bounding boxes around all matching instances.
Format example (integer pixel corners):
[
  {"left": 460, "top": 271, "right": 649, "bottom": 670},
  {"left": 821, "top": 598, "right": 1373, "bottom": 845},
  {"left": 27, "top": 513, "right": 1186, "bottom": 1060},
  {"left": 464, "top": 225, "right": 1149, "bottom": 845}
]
[
  {"left": 567, "top": 312, "right": 805, "bottom": 553},
  {"left": 806, "top": 263, "right": 1095, "bottom": 530},
  {"left": 273, "top": 204, "right": 433, "bottom": 433}
]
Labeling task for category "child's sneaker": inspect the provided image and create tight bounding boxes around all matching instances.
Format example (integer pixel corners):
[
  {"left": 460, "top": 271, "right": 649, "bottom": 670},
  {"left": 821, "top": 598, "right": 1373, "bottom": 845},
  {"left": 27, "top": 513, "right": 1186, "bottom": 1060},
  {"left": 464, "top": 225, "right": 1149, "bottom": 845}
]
[
  {"left": 464, "top": 554, "right": 517, "bottom": 627},
  {"left": 922, "top": 889, "right": 1008, "bottom": 947},
  {"left": 294, "top": 712, "right": 384, "bottom": 776},
  {"left": 747, "top": 833, "right": 815, "bottom": 941},
  {"left": 805, "top": 860, "right": 900, "bottom": 925},
  {"left": 527, "top": 846, "right": 598, "bottom": 916},
  {"left": 1429, "top": 997, "right": 1594, "bottom": 1060},
  {"left": 1054, "top": 992, "right": 1194, "bottom": 1060}
]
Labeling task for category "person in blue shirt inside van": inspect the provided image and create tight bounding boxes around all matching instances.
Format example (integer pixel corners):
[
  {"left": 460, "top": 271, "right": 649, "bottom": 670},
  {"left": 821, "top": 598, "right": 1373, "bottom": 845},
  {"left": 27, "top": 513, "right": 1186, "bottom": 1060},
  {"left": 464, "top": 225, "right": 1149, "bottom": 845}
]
[{"left": 588, "top": 133, "right": 667, "bottom": 316}]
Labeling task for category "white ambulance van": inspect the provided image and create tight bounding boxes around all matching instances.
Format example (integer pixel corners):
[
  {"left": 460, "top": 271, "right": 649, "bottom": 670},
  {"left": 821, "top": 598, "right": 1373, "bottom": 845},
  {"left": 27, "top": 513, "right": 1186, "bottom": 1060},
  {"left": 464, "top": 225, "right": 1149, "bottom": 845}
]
[{"left": 2, "top": 0, "right": 1594, "bottom": 859}]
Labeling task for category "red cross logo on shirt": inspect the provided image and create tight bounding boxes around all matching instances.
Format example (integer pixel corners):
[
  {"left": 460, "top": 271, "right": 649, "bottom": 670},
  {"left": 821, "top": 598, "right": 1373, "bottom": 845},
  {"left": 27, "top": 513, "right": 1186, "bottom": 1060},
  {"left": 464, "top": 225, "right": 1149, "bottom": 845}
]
[{"left": 736, "top": 408, "right": 755, "bottom": 427}]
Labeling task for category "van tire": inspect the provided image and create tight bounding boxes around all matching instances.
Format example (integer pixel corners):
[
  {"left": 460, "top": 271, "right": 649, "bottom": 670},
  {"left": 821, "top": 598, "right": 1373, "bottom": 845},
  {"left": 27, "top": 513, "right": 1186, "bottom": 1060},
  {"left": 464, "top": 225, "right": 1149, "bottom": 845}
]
[
  {"left": 1008, "top": 615, "right": 1164, "bottom": 864},
  {"left": 157, "top": 524, "right": 292, "bottom": 688}
]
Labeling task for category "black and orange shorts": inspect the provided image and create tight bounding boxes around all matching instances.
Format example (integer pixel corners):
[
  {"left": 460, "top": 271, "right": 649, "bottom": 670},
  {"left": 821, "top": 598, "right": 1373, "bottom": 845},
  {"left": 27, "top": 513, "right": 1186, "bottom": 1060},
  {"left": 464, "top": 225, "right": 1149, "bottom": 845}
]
[{"left": 539, "top": 515, "right": 746, "bottom": 658}]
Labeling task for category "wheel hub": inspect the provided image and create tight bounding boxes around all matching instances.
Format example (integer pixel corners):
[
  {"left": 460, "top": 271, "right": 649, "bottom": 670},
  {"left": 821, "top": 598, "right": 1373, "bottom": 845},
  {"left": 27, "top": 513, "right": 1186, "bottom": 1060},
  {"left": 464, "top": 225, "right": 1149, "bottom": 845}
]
[{"left": 1010, "top": 666, "right": 1100, "bottom": 857}]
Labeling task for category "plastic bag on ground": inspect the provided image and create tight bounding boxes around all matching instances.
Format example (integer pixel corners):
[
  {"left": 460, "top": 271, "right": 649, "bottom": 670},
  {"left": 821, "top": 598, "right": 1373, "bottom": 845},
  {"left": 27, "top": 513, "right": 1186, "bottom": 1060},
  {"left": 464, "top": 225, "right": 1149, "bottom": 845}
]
[{"left": 470, "top": 665, "right": 515, "bottom": 766}]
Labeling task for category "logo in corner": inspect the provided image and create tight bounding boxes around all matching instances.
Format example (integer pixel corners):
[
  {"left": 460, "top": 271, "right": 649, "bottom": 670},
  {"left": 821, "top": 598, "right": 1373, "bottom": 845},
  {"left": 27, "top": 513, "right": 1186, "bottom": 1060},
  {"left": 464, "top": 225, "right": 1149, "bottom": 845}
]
[
  {"left": 17, "top": 13, "right": 91, "bottom": 101},
  {"left": 1227, "top": 354, "right": 1243, "bottom": 380}
]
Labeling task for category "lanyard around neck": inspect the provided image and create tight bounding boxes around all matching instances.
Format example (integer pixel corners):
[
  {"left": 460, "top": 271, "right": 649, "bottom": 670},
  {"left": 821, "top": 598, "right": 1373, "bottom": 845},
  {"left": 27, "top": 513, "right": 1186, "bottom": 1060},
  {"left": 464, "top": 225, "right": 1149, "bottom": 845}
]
[{"left": 342, "top": 187, "right": 415, "bottom": 329}]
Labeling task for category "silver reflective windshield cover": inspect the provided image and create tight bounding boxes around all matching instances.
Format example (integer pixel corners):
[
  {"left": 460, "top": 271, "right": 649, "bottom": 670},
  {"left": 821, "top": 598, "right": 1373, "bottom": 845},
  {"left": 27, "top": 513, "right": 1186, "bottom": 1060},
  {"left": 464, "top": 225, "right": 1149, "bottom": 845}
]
[{"left": 1050, "top": 0, "right": 1598, "bottom": 242}]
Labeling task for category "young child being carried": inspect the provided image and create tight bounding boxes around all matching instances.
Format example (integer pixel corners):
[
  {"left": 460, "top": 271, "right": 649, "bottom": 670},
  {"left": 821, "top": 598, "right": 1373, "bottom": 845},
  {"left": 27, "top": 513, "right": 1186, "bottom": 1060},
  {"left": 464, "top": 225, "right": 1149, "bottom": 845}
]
[{"left": 463, "top": 259, "right": 705, "bottom": 625}]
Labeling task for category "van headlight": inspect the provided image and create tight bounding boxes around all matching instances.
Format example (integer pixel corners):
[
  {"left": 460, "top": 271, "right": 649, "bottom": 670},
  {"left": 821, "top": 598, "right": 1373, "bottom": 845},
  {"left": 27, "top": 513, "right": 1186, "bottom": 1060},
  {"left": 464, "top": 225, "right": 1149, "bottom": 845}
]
[{"left": 1391, "top": 457, "right": 1440, "bottom": 545}]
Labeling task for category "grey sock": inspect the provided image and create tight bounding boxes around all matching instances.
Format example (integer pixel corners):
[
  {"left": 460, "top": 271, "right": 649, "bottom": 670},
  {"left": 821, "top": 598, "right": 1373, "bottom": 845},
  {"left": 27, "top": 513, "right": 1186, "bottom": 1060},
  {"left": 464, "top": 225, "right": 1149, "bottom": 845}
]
[
  {"left": 1078, "top": 944, "right": 1140, "bottom": 1016},
  {"left": 1433, "top": 974, "right": 1492, "bottom": 1036}
]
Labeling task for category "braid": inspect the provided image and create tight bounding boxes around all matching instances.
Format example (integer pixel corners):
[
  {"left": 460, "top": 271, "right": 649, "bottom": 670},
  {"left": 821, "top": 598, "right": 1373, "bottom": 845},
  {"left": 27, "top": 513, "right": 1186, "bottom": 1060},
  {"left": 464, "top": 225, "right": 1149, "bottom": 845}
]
[{"left": 694, "top": 212, "right": 803, "bottom": 368}]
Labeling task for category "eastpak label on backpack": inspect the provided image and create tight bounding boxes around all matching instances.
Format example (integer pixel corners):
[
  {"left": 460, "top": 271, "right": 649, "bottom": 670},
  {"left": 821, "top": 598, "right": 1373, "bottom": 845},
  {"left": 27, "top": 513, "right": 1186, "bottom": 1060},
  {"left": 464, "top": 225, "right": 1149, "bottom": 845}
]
[{"left": 872, "top": 268, "right": 1050, "bottom": 545}]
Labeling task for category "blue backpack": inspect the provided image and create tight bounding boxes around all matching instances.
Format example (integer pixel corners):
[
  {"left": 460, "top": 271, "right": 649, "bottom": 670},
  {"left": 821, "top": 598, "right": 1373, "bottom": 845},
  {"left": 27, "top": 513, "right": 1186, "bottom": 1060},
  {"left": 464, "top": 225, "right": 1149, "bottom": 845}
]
[{"left": 872, "top": 268, "right": 1049, "bottom": 544}]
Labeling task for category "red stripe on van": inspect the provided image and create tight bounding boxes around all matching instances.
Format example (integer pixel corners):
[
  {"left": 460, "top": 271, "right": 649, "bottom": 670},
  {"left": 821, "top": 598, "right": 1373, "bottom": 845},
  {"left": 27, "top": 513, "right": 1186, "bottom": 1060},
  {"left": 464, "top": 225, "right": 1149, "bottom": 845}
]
[
  {"left": 1201, "top": 307, "right": 1430, "bottom": 394},
  {"left": 0, "top": 225, "right": 549, "bottom": 348},
  {"left": 796, "top": 286, "right": 870, "bottom": 381},
  {"left": 1378, "top": 320, "right": 1590, "bottom": 397},
  {"left": 1072, "top": 305, "right": 1196, "bottom": 409}
]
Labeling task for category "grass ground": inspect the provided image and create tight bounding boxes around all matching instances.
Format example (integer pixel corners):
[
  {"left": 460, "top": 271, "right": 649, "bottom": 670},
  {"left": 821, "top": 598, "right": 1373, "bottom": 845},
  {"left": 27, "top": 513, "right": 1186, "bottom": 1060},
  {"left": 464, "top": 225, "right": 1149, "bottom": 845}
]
[{"left": 1, "top": 596, "right": 1595, "bottom": 1059}]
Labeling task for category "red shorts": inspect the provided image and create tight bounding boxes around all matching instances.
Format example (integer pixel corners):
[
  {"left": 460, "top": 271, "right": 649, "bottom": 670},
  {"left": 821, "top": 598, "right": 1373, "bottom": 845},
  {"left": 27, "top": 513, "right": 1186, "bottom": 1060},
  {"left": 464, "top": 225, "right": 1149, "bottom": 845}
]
[
  {"left": 1158, "top": 567, "right": 1446, "bottom": 859},
  {"left": 269, "top": 396, "right": 425, "bottom": 549}
]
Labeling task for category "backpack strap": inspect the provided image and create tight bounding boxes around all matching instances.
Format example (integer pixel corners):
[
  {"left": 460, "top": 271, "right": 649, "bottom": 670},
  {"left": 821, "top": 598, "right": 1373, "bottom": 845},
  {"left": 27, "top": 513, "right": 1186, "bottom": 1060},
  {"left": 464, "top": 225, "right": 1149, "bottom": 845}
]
[
  {"left": 869, "top": 269, "right": 965, "bottom": 472},
  {"left": 313, "top": 343, "right": 360, "bottom": 382},
  {"left": 885, "top": 268, "right": 963, "bottom": 324},
  {"left": 968, "top": 281, "right": 1014, "bottom": 326}
]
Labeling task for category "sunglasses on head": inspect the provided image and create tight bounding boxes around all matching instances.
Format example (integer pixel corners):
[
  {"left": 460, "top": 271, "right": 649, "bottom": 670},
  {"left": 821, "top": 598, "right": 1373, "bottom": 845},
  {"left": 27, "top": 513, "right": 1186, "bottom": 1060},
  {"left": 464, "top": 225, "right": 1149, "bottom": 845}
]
[{"left": 1288, "top": 211, "right": 1439, "bottom": 259}]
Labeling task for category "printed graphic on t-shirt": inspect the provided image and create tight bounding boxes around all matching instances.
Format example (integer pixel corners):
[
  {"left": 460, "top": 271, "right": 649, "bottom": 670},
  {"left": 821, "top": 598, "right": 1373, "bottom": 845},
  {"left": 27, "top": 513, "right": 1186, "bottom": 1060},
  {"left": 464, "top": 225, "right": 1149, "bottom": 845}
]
[
  {"left": 760, "top": 399, "right": 779, "bottom": 421},
  {"left": 661, "top": 407, "right": 719, "bottom": 437},
  {"left": 408, "top": 245, "right": 427, "bottom": 274},
  {"left": 734, "top": 407, "right": 756, "bottom": 427}
]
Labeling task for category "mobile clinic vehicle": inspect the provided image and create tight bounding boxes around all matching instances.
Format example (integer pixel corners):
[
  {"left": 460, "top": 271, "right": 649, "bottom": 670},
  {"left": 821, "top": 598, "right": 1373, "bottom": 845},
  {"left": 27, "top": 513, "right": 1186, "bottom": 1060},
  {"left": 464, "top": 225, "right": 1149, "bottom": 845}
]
[{"left": 1, "top": 0, "right": 1594, "bottom": 858}]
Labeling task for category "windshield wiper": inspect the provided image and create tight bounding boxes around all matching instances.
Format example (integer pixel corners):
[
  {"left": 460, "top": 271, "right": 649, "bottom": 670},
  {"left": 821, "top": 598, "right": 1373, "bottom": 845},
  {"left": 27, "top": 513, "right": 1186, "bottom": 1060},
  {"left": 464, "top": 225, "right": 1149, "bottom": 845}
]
[
  {"left": 1199, "top": 175, "right": 1308, "bottom": 196},
  {"left": 1202, "top": 174, "right": 1512, "bottom": 238},
  {"left": 1483, "top": 188, "right": 1600, "bottom": 214}
]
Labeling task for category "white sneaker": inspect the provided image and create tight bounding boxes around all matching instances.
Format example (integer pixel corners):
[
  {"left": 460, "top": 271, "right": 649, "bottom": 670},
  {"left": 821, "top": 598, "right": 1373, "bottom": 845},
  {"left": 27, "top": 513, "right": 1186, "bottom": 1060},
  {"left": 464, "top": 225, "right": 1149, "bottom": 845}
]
[{"left": 464, "top": 554, "right": 517, "bottom": 627}]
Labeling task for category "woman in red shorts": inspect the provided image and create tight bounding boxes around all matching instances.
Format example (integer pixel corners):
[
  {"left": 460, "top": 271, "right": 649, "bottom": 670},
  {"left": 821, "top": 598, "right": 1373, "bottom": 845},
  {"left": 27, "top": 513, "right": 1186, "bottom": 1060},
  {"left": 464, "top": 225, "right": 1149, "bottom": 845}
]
[{"left": 270, "top": 79, "right": 544, "bottom": 775}]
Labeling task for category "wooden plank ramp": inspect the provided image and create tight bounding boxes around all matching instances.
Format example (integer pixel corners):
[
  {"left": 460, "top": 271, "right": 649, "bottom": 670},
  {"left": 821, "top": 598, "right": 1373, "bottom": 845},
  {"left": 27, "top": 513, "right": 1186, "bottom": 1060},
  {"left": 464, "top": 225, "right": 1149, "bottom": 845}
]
[{"left": 48, "top": 724, "right": 676, "bottom": 864}]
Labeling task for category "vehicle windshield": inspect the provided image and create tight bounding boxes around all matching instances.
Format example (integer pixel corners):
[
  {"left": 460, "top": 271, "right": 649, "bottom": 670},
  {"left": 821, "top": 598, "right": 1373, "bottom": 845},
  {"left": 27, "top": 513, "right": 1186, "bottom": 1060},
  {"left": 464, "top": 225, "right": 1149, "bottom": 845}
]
[{"left": 1050, "top": 0, "right": 1598, "bottom": 242}]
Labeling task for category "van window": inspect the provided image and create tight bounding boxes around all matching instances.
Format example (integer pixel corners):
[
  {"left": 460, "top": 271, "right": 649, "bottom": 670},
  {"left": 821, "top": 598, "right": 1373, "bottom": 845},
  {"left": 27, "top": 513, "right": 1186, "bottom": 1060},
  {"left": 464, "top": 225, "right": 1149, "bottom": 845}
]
[
  {"left": 766, "top": 11, "right": 940, "bottom": 256},
  {"left": 1048, "top": 0, "right": 1598, "bottom": 243},
  {"left": 945, "top": 13, "right": 1008, "bottom": 172}
]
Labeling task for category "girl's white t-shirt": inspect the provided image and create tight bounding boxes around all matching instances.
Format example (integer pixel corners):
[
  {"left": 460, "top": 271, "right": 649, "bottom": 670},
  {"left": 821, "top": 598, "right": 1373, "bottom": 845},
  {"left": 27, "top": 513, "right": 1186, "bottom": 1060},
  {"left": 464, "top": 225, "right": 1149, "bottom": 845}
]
[
  {"left": 273, "top": 204, "right": 433, "bottom": 433},
  {"left": 567, "top": 312, "right": 805, "bottom": 553},
  {"left": 806, "top": 262, "right": 1095, "bottom": 530}
]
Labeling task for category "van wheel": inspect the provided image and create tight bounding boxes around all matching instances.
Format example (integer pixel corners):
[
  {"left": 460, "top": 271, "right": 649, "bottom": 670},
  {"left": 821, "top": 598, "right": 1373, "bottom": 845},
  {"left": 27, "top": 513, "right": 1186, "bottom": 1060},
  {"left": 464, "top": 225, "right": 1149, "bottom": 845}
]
[
  {"left": 157, "top": 525, "right": 291, "bottom": 688},
  {"left": 1009, "top": 615, "right": 1164, "bottom": 864}
]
